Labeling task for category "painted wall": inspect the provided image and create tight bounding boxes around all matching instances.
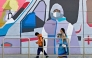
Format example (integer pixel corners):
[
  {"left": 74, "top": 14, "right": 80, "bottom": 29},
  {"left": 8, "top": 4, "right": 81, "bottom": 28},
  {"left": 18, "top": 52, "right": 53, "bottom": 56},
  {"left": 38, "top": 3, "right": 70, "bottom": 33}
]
[{"left": 0, "top": 0, "right": 92, "bottom": 54}]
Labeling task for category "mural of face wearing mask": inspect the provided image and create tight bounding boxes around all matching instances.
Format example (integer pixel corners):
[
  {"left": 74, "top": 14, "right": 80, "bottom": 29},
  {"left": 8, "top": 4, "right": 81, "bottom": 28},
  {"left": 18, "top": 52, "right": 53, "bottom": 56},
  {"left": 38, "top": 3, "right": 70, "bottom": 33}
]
[
  {"left": 50, "top": 5, "right": 65, "bottom": 22},
  {"left": 53, "top": 9, "right": 61, "bottom": 17}
]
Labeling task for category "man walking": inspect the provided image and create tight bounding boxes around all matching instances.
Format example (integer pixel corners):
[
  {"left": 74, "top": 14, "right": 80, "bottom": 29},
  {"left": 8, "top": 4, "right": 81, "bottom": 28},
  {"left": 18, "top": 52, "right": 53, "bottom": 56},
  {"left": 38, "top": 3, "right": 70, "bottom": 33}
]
[{"left": 35, "top": 32, "right": 49, "bottom": 58}]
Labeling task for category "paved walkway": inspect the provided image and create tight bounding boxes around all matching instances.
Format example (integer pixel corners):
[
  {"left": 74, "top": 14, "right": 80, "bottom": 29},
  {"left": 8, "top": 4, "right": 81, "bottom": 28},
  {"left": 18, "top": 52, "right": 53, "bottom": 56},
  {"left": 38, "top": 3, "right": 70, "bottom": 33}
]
[{"left": 0, "top": 55, "right": 92, "bottom": 58}]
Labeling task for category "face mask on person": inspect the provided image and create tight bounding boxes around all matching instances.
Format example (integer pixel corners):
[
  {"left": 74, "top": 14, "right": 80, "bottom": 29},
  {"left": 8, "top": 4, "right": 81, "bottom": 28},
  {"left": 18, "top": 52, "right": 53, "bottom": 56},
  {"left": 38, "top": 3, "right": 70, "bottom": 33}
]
[{"left": 53, "top": 12, "right": 61, "bottom": 17}]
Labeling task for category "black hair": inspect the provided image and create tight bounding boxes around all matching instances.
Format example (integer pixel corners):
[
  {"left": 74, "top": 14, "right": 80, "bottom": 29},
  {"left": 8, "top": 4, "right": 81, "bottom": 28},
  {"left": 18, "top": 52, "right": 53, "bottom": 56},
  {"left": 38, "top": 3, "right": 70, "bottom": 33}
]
[
  {"left": 35, "top": 32, "right": 39, "bottom": 36},
  {"left": 61, "top": 28, "right": 67, "bottom": 36}
]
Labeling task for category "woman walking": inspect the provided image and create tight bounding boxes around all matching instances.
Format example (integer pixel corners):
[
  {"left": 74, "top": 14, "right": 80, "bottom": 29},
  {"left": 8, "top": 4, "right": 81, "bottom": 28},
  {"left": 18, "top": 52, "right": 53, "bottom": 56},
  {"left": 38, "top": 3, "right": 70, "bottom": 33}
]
[{"left": 57, "top": 28, "right": 69, "bottom": 58}]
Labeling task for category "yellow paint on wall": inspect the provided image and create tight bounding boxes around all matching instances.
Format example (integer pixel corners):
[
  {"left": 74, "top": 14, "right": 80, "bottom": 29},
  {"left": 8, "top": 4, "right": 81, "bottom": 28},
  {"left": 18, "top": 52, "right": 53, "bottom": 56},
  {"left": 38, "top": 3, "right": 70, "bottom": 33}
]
[
  {"left": 2, "top": 0, "right": 19, "bottom": 11},
  {"left": 0, "top": 10, "right": 6, "bottom": 27},
  {"left": 0, "top": 0, "right": 19, "bottom": 27}
]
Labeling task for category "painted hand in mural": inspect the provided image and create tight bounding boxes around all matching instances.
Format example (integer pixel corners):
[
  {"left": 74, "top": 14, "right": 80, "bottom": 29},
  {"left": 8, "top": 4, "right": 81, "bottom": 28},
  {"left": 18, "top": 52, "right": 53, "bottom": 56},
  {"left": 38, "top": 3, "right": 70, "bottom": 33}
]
[
  {"left": 0, "top": 1, "right": 30, "bottom": 37},
  {"left": 0, "top": 0, "right": 19, "bottom": 27}
]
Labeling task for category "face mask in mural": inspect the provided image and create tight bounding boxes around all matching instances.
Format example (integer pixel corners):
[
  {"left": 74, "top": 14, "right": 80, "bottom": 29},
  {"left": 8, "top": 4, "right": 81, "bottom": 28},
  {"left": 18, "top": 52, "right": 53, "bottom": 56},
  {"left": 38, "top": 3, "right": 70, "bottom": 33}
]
[
  {"left": 53, "top": 12, "right": 61, "bottom": 17},
  {"left": 53, "top": 9, "right": 61, "bottom": 18}
]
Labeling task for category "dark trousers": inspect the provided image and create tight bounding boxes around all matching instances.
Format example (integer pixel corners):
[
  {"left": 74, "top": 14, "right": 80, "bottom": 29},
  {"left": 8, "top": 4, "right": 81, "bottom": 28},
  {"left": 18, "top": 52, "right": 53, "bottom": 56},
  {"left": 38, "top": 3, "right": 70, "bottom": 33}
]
[{"left": 36, "top": 46, "right": 48, "bottom": 58}]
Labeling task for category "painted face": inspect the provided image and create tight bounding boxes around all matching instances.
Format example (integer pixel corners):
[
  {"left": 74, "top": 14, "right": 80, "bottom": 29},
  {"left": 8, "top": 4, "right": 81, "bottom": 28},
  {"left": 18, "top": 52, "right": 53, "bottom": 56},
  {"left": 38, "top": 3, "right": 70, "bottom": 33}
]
[
  {"left": 53, "top": 9, "right": 61, "bottom": 17},
  {"left": 53, "top": 12, "right": 60, "bottom": 17}
]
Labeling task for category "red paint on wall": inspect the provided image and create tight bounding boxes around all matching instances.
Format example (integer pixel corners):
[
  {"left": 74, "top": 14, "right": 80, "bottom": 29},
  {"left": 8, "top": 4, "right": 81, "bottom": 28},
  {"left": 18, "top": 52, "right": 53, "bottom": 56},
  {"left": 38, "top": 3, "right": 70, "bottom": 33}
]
[
  {"left": 21, "top": 37, "right": 38, "bottom": 42},
  {"left": 1, "top": 42, "right": 12, "bottom": 47}
]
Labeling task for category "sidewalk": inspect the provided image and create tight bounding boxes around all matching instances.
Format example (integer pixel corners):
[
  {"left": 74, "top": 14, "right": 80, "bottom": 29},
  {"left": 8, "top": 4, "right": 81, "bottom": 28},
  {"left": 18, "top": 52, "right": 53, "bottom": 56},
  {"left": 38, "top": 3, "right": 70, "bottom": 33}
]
[{"left": 0, "top": 55, "right": 92, "bottom": 58}]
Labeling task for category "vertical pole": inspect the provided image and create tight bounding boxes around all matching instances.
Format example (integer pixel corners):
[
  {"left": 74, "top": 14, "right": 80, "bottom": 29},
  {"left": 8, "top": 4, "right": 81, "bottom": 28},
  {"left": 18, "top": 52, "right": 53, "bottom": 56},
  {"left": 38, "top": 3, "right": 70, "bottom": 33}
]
[
  {"left": 82, "top": 0, "right": 85, "bottom": 57},
  {"left": 68, "top": 39, "right": 70, "bottom": 58},
  {"left": 28, "top": 38, "right": 30, "bottom": 58},
  {"left": 82, "top": 0, "right": 84, "bottom": 38},
  {"left": 42, "top": 38, "right": 44, "bottom": 58},
  {"left": 83, "top": 39, "right": 85, "bottom": 58},
  {"left": 2, "top": 38, "right": 4, "bottom": 58},
  {"left": 54, "top": 38, "right": 56, "bottom": 54}
]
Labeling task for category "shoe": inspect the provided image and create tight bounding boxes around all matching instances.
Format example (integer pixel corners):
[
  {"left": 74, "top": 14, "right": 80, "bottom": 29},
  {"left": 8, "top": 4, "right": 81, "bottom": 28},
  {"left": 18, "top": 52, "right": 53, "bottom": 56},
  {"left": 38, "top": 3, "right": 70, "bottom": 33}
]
[
  {"left": 35, "top": 56, "right": 39, "bottom": 58},
  {"left": 46, "top": 56, "right": 49, "bottom": 58}
]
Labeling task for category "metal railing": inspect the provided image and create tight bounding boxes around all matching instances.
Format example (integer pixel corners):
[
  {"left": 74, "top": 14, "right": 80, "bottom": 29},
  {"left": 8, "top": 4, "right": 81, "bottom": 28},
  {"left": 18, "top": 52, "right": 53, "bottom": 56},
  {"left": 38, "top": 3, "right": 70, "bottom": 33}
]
[{"left": 1, "top": 38, "right": 92, "bottom": 58}]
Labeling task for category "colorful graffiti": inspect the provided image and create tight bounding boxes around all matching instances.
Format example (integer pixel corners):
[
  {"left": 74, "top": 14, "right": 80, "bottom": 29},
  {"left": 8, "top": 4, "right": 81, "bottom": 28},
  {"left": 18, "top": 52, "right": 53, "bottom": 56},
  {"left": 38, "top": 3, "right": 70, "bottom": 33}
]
[{"left": 0, "top": 0, "right": 92, "bottom": 55}]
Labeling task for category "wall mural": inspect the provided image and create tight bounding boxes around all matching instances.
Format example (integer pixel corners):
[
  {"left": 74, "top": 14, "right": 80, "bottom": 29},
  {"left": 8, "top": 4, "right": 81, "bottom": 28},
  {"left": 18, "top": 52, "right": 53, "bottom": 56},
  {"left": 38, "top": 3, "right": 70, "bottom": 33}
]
[{"left": 0, "top": 0, "right": 92, "bottom": 55}]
